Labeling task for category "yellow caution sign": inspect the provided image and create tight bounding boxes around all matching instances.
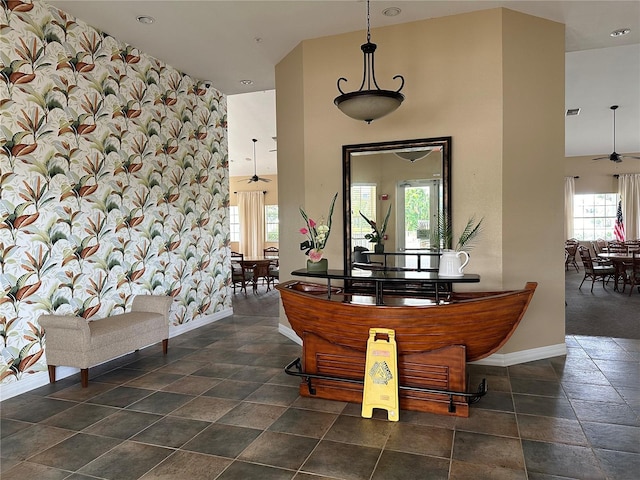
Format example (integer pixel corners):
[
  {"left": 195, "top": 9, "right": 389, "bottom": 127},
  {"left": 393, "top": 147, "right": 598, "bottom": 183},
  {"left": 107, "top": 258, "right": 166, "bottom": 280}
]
[{"left": 361, "top": 328, "right": 399, "bottom": 422}]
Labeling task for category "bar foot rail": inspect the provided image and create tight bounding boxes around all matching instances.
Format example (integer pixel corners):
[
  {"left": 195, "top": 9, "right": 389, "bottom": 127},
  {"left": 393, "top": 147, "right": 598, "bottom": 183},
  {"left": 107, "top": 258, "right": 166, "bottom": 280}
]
[{"left": 285, "top": 357, "right": 487, "bottom": 414}]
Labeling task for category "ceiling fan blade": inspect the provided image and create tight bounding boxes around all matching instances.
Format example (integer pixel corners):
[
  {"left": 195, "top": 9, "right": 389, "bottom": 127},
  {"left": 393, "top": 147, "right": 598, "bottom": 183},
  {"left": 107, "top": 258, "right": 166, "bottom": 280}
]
[
  {"left": 622, "top": 155, "right": 640, "bottom": 160},
  {"left": 259, "top": 178, "right": 271, "bottom": 182},
  {"left": 592, "top": 156, "right": 608, "bottom": 161}
]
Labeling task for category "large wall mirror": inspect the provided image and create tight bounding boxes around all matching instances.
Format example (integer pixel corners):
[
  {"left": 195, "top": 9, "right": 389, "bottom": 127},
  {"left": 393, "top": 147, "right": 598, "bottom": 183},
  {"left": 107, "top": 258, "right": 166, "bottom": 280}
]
[{"left": 343, "top": 137, "right": 451, "bottom": 271}]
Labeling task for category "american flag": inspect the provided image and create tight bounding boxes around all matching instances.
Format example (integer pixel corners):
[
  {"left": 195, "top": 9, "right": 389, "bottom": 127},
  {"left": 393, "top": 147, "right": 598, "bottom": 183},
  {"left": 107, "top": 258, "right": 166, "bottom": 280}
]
[{"left": 614, "top": 200, "right": 625, "bottom": 242}]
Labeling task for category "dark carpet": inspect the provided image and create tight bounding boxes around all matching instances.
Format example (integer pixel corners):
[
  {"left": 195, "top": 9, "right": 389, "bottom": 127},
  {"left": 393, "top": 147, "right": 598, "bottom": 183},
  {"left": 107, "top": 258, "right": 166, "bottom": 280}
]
[
  {"left": 565, "top": 268, "right": 640, "bottom": 339},
  {"left": 231, "top": 283, "right": 280, "bottom": 317}
]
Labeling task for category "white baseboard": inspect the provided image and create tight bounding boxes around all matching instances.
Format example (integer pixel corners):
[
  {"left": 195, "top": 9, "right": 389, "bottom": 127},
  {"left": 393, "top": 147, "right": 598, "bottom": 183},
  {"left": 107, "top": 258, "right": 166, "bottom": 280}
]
[
  {"left": 169, "top": 308, "right": 232, "bottom": 337},
  {"left": 0, "top": 308, "right": 233, "bottom": 401},
  {"left": 472, "top": 343, "right": 567, "bottom": 367}
]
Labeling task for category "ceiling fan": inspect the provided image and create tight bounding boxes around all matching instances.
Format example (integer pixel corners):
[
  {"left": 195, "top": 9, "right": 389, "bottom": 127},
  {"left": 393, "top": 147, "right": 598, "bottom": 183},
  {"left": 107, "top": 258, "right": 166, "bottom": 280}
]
[
  {"left": 246, "top": 138, "right": 271, "bottom": 183},
  {"left": 593, "top": 105, "right": 640, "bottom": 163}
]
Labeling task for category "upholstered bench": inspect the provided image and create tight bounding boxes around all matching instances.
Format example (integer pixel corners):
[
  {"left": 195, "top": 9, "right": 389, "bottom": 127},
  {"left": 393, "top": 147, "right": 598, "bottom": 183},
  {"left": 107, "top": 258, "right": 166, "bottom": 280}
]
[{"left": 39, "top": 295, "right": 173, "bottom": 388}]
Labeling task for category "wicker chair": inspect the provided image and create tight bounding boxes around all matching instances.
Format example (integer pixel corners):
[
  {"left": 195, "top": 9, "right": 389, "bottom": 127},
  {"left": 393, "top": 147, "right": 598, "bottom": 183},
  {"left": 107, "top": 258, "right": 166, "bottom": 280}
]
[
  {"left": 578, "top": 246, "right": 614, "bottom": 292},
  {"left": 622, "top": 251, "right": 640, "bottom": 296},
  {"left": 231, "top": 251, "right": 254, "bottom": 296},
  {"left": 263, "top": 247, "right": 279, "bottom": 288},
  {"left": 565, "top": 240, "right": 579, "bottom": 272}
]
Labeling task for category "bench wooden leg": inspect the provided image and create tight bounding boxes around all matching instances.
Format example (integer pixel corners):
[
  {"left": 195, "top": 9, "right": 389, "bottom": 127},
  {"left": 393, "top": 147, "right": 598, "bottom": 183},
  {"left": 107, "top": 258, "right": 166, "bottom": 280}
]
[
  {"left": 81, "top": 368, "right": 89, "bottom": 388},
  {"left": 162, "top": 338, "right": 168, "bottom": 355},
  {"left": 48, "top": 365, "right": 56, "bottom": 384}
]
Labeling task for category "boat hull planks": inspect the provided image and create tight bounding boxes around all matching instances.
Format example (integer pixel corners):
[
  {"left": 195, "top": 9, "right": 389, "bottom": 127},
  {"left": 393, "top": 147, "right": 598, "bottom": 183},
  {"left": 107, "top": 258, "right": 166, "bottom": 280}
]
[{"left": 277, "top": 280, "right": 537, "bottom": 416}]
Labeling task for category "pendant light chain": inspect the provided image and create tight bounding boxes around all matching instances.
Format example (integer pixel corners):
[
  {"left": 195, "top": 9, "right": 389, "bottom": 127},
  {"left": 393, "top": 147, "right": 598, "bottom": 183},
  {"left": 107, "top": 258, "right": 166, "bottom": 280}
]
[
  {"left": 612, "top": 106, "right": 616, "bottom": 150},
  {"left": 253, "top": 138, "right": 257, "bottom": 176},
  {"left": 366, "top": 0, "right": 371, "bottom": 43}
]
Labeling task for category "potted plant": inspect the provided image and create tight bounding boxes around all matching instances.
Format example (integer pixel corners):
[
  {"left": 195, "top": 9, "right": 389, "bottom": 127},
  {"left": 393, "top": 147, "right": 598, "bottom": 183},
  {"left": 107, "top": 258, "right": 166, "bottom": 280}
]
[
  {"left": 299, "top": 192, "right": 338, "bottom": 271},
  {"left": 433, "top": 213, "right": 483, "bottom": 251},
  {"left": 433, "top": 214, "right": 483, "bottom": 277},
  {"left": 360, "top": 204, "right": 392, "bottom": 253}
]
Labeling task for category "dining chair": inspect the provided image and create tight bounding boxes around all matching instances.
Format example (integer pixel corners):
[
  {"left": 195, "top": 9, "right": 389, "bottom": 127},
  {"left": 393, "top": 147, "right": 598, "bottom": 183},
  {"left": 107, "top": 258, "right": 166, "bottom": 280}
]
[
  {"left": 623, "top": 240, "right": 640, "bottom": 254},
  {"left": 263, "top": 247, "right": 279, "bottom": 288},
  {"left": 606, "top": 241, "right": 627, "bottom": 253},
  {"left": 578, "top": 246, "right": 615, "bottom": 292},
  {"left": 623, "top": 251, "right": 640, "bottom": 296},
  {"left": 230, "top": 251, "right": 254, "bottom": 296},
  {"left": 591, "top": 240, "right": 603, "bottom": 256},
  {"left": 565, "top": 240, "right": 579, "bottom": 272}
]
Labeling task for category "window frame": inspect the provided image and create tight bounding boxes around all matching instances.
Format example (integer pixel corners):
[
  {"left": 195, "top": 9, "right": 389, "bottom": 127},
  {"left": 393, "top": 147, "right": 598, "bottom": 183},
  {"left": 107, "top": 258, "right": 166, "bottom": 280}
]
[
  {"left": 573, "top": 193, "right": 618, "bottom": 241},
  {"left": 351, "top": 183, "right": 377, "bottom": 248},
  {"left": 229, "top": 205, "right": 240, "bottom": 242},
  {"left": 265, "top": 204, "right": 279, "bottom": 242}
]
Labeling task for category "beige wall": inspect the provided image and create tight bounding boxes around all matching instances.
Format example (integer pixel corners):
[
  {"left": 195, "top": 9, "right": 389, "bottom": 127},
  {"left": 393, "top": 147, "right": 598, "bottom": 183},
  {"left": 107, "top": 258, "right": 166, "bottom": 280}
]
[
  {"left": 275, "top": 8, "right": 566, "bottom": 357},
  {"left": 500, "top": 9, "right": 566, "bottom": 354}
]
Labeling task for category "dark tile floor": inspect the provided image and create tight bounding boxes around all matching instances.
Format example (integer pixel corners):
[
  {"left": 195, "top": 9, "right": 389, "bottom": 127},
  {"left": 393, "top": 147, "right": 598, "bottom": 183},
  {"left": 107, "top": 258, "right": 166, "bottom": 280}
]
[{"left": 1, "top": 287, "right": 639, "bottom": 479}]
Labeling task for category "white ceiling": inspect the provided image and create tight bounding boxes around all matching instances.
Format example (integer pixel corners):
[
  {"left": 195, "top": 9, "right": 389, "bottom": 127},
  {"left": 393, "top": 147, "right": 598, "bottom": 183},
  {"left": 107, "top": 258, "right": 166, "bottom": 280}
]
[{"left": 49, "top": 1, "right": 640, "bottom": 175}]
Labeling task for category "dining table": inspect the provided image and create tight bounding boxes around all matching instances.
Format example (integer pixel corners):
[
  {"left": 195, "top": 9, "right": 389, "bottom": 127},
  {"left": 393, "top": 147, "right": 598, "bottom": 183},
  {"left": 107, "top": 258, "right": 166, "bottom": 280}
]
[
  {"left": 597, "top": 252, "right": 634, "bottom": 291},
  {"left": 241, "top": 257, "right": 278, "bottom": 292}
]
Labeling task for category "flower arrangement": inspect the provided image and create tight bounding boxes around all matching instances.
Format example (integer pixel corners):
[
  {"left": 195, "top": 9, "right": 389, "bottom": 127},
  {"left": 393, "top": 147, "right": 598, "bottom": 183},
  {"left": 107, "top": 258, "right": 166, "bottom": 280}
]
[
  {"left": 300, "top": 192, "right": 338, "bottom": 262},
  {"left": 434, "top": 213, "right": 484, "bottom": 251},
  {"left": 360, "top": 204, "right": 392, "bottom": 246}
]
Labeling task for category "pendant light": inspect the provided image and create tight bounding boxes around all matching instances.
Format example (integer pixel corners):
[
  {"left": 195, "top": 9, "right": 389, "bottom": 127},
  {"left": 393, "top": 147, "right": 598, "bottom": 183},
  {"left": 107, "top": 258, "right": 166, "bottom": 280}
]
[{"left": 334, "top": 0, "right": 405, "bottom": 123}]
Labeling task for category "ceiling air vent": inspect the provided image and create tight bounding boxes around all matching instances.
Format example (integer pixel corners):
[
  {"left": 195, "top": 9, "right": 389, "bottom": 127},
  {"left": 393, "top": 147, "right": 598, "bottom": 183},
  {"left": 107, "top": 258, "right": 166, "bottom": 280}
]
[{"left": 566, "top": 108, "right": 580, "bottom": 116}]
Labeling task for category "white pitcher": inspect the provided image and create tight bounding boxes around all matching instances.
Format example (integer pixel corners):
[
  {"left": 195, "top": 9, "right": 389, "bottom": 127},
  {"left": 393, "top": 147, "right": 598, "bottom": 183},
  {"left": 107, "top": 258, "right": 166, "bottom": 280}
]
[{"left": 438, "top": 250, "right": 469, "bottom": 277}]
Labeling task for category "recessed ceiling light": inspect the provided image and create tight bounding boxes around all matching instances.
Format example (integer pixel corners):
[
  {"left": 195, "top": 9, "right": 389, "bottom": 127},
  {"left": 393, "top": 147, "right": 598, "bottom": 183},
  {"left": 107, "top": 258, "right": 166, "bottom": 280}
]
[
  {"left": 382, "top": 7, "right": 401, "bottom": 17},
  {"left": 239, "top": 79, "right": 254, "bottom": 85},
  {"left": 136, "top": 15, "right": 154, "bottom": 25},
  {"left": 610, "top": 28, "right": 630, "bottom": 37}
]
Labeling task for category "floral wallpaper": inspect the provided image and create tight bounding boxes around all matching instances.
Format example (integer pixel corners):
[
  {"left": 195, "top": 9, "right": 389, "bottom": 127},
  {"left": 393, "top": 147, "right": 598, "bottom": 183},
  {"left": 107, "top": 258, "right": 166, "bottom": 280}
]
[{"left": 0, "top": 1, "right": 231, "bottom": 388}]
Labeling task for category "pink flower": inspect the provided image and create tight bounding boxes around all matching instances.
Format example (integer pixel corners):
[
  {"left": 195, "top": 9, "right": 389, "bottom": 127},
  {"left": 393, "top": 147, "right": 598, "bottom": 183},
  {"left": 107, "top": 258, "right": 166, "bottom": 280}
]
[
  {"left": 308, "top": 249, "right": 323, "bottom": 262},
  {"left": 300, "top": 227, "right": 308, "bottom": 235},
  {"left": 308, "top": 219, "right": 316, "bottom": 228}
]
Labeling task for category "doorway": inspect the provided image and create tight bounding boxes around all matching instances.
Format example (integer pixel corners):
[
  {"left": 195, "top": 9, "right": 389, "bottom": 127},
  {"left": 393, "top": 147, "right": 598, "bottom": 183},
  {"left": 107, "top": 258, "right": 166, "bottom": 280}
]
[{"left": 396, "top": 179, "right": 441, "bottom": 269}]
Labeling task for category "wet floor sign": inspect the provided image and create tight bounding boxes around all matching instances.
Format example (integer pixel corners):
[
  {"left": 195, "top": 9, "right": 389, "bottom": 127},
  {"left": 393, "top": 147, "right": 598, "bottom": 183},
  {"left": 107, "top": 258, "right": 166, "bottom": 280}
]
[{"left": 361, "top": 328, "right": 399, "bottom": 421}]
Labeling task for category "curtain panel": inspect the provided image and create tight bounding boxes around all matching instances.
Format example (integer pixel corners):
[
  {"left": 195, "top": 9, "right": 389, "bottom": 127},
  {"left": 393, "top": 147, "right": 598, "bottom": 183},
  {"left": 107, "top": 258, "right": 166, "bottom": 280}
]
[
  {"left": 238, "top": 191, "right": 265, "bottom": 257},
  {"left": 619, "top": 174, "right": 640, "bottom": 240},
  {"left": 564, "top": 176, "right": 575, "bottom": 240}
]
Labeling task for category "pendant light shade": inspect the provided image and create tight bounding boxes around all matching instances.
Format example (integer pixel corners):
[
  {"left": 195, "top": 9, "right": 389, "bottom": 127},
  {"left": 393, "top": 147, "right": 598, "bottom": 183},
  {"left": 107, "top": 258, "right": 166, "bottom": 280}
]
[{"left": 334, "top": 0, "right": 405, "bottom": 123}]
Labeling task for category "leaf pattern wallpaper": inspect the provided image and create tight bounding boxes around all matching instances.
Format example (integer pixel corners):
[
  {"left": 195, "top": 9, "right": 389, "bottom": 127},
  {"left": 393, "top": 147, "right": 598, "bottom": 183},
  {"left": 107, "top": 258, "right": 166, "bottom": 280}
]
[{"left": 0, "top": 0, "right": 231, "bottom": 388}]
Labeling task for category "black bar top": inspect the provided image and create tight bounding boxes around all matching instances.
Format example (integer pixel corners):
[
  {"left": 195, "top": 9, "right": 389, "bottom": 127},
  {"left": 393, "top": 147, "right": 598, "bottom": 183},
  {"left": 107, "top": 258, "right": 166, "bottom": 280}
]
[{"left": 291, "top": 268, "right": 480, "bottom": 283}]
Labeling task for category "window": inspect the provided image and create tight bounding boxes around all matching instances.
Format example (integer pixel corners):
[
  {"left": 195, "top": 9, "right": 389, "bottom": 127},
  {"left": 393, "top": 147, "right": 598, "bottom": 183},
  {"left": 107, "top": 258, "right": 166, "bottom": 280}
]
[
  {"left": 265, "top": 205, "right": 279, "bottom": 242},
  {"left": 573, "top": 193, "right": 618, "bottom": 241},
  {"left": 351, "top": 184, "right": 377, "bottom": 248},
  {"left": 229, "top": 206, "right": 240, "bottom": 242}
]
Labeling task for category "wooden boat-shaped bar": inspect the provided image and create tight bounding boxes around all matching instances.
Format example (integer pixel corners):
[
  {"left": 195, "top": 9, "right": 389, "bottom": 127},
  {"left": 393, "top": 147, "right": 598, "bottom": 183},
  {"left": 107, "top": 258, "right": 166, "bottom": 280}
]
[{"left": 276, "top": 280, "right": 537, "bottom": 417}]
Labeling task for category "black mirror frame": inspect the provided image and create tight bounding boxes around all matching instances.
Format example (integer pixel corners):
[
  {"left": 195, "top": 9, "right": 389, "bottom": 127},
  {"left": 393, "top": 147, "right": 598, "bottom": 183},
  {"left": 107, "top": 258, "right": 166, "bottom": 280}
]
[{"left": 342, "top": 136, "right": 452, "bottom": 273}]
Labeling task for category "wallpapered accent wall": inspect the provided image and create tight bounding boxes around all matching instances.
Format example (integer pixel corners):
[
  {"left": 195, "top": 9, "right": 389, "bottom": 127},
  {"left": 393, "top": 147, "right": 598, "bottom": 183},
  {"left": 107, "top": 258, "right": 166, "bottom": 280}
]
[{"left": 0, "top": 1, "right": 231, "bottom": 387}]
